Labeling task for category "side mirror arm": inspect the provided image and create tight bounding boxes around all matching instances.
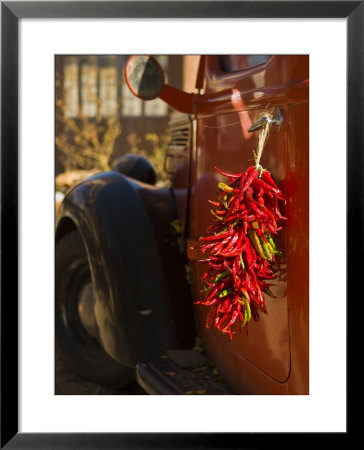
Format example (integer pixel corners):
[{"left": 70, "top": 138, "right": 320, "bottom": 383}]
[{"left": 159, "top": 84, "right": 200, "bottom": 115}]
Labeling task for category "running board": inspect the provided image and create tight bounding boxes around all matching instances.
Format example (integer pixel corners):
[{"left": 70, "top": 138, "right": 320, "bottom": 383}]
[{"left": 135, "top": 349, "right": 233, "bottom": 395}]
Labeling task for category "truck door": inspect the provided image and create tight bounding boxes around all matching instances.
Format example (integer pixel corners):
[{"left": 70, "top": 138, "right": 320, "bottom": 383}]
[{"left": 188, "top": 55, "right": 309, "bottom": 394}]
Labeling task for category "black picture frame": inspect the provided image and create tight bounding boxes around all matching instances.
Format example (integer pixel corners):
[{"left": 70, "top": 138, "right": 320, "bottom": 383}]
[{"left": 1, "top": 1, "right": 355, "bottom": 448}]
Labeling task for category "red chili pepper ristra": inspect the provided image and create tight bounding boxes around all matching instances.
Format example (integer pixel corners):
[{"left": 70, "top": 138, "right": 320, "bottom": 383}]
[{"left": 196, "top": 165, "right": 286, "bottom": 338}]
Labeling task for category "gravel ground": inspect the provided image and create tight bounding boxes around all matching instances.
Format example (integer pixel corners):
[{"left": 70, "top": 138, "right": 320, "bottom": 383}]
[{"left": 55, "top": 349, "right": 146, "bottom": 395}]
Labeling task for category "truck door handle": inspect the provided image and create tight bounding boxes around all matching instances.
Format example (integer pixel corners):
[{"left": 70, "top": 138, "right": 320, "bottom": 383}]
[{"left": 248, "top": 109, "right": 283, "bottom": 132}]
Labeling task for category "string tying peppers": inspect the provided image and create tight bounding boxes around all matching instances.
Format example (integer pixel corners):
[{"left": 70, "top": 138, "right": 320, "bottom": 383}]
[{"left": 195, "top": 165, "right": 286, "bottom": 339}]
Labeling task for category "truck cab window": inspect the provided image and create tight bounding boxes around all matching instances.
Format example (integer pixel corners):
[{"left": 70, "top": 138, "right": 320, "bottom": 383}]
[{"left": 220, "top": 55, "right": 270, "bottom": 72}]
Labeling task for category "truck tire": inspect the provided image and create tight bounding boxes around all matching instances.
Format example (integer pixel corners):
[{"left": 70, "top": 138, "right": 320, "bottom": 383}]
[{"left": 55, "top": 230, "right": 134, "bottom": 387}]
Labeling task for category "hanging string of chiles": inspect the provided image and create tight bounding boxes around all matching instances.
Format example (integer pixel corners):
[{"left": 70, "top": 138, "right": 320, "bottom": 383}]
[{"left": 195, "top": 112, "right": 287, "bottom": 339}]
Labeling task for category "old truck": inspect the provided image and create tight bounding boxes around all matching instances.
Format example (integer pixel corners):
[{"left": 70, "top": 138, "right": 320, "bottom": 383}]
[{"left": 55, "top": 55, "right": 309, "bottom": 395}]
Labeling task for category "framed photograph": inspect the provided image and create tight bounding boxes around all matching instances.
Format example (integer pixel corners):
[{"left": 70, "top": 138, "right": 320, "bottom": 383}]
[{"left": 1, "top": 1, "right": 355, "bottom": 447}]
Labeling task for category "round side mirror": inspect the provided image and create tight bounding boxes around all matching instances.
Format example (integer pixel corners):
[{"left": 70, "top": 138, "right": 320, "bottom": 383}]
[{"left": 125, "top": 55, "right": 165, "bottom": 100}]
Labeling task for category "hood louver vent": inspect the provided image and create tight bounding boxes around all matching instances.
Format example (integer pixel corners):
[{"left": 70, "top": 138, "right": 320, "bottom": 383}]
[
  {"left": 164, "top": 118, "right": 191, "bottom": 176},
  {"left": 169, "top": 128, "right": 190, "bottom": 147}
]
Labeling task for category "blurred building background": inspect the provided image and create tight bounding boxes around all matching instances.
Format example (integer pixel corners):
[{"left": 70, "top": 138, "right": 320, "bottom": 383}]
[
  {"left": 55, "top": 55, "right": 199, "bottom": 193},
  {"left": 54, "top": 54, "right": 200, "bottom": 391}
]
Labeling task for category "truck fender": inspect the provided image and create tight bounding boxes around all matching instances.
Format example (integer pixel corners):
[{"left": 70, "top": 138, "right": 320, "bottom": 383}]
[{"left": 56, "top": 171, "right": 190, "bottom": 367}]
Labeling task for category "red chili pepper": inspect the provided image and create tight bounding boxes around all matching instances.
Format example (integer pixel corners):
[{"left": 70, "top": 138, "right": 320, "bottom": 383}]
[
  {"left": 221, "top": 231, "right": 239, "bottom": 253},
  {"left": 255, "top": 227, "right": 267, "bottom": 243},
  {"left": 220, "top": 236, "right": 246, "bottom": 257},
  {"left": 252, "top": 177, "right": 283, "bottom": 196},
  {"left": 199, "top": 230, "right": 232, "bottom": 241},
  {"left": 242, "top": 167, "right": 259, "bottom": 192},
  {"left": 214, "top": 166, "right": 242, "bottom": 180},
  {"left": 204, "top": 284, "right": 220, "bottom": 302},
  {"left": 261, "top": 170, "right": 279, "bottom": 188},
  {"left": 227, "top": 305, "right": 241, "bottom": 327},
  {"left": 239, "top": 165, "right": 255, "bottom": 189},
  {"left": 210, "top": 237, "right": 232, "bottom": 254}
]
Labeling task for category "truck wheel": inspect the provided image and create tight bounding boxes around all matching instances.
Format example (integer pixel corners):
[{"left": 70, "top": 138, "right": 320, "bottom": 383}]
[{"left": 55, "top": 230, "right": 134, "bottom": 387}]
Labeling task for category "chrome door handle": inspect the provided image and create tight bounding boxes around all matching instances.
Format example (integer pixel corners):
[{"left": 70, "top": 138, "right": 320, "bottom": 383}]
[{"left": 248, "top": 109, "right": 283, "bottom": 132}]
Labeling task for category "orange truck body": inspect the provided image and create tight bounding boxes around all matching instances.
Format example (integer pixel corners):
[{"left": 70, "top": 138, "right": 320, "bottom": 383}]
[{"left": 168, "top": 55, "right": 309, "bottom": 394}]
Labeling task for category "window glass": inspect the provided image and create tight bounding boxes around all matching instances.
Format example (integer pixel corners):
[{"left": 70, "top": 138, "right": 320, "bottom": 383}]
[
  {"left": 80, "top": 57, "right": 98, "bottom": 117},
  {"left": 144, "top": 97, "right": 168, "bottom": 117},
  {"left": 220, "top": 55, "right": 270, "bottom": 72},
  {"left": 99, "top": 56, "right": 118, "bottom": 117},
  {"left": 63, "top": 57, "right": 79, "bottom": 118},
  {"left": 121, "top": 80, "right": 143, "bottom": 116}
]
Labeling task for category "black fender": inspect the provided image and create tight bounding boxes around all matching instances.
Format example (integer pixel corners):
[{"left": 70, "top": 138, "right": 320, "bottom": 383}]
[{"left": 56, "top": 171, "right": 195, "bottom": 367}]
